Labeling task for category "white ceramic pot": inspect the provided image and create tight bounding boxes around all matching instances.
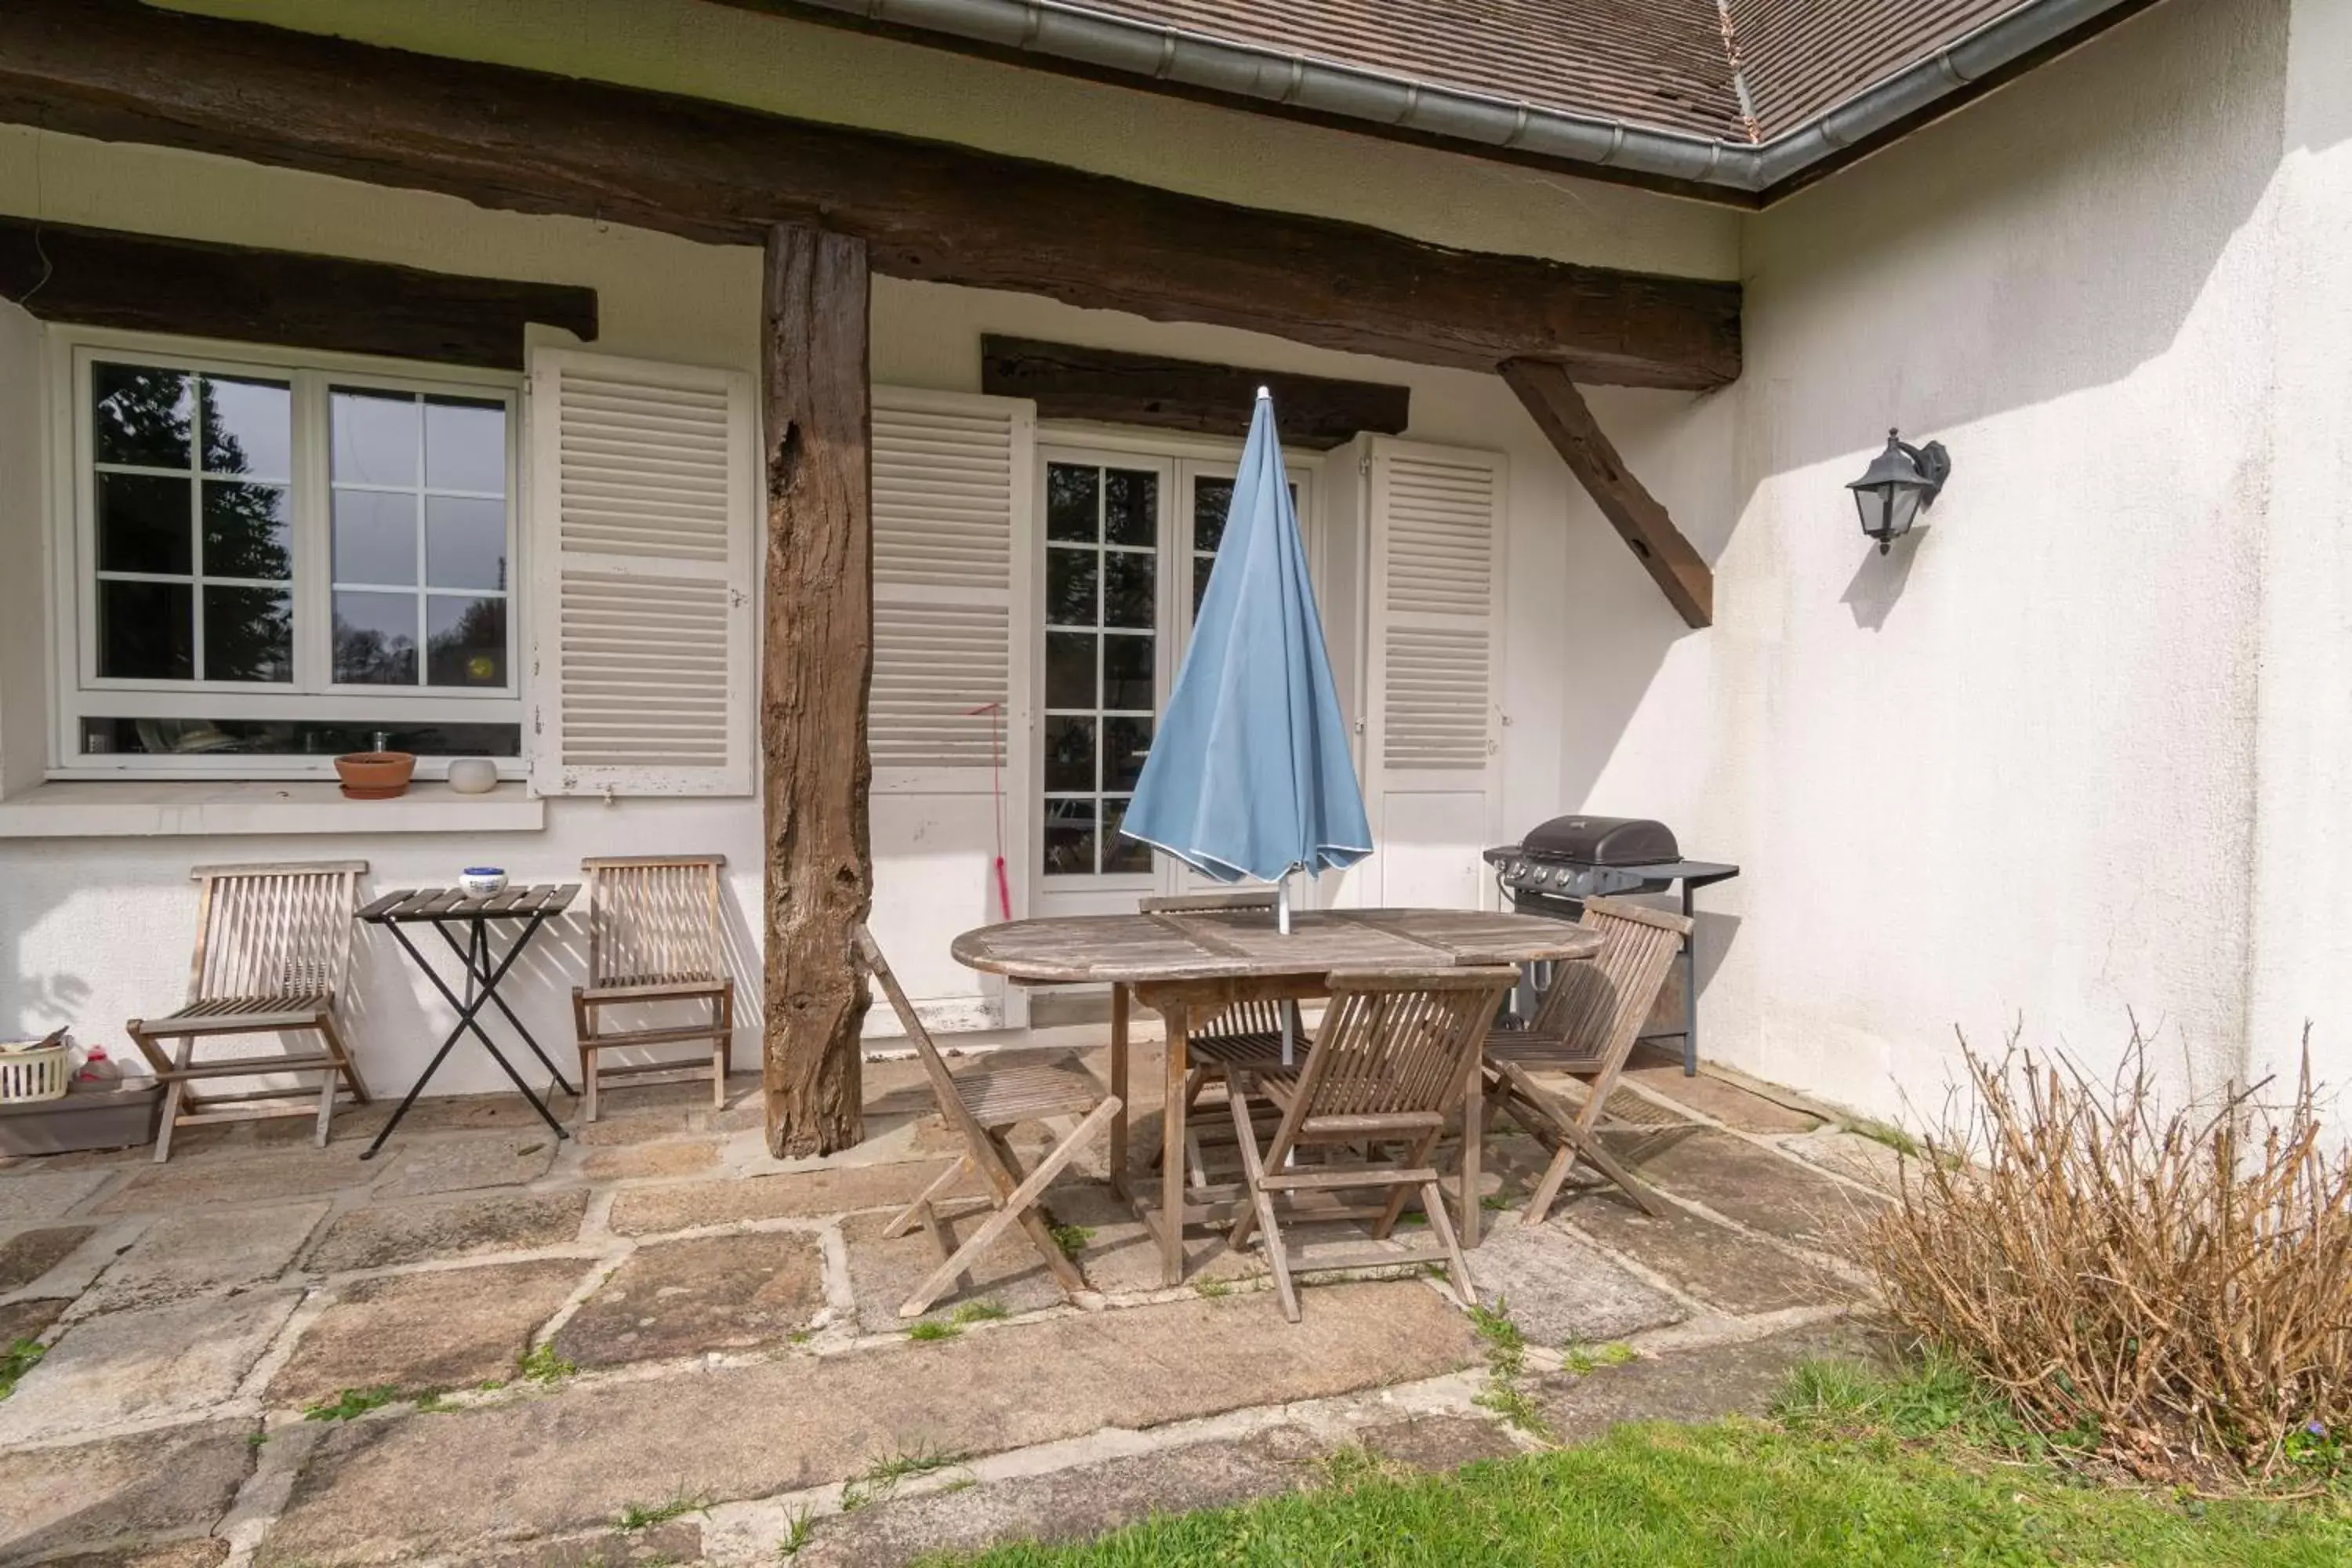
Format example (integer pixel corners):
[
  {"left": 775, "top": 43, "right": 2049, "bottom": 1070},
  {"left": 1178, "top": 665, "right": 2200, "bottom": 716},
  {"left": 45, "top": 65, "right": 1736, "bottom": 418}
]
[{"left": 446, "top": 757, "right": 499, "bottom": 795}]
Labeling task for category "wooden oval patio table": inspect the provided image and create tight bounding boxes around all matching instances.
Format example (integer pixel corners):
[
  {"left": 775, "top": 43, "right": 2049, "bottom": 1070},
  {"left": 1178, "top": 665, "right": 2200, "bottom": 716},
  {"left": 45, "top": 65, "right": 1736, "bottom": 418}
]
[{"left": 953, "top": 906, "right": 1603, "bottom": 1286}]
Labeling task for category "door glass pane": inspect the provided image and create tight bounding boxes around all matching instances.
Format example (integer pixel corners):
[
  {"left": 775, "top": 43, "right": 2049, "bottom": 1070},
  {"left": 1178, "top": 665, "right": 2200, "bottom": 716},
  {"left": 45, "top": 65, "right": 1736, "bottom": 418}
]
[
  {"left": 1043, "top": 799, "right": 1096, "bottom": 878},
  {"left": 1041, "top": 460, "right": 1160, "bottom": 878},
  {"left": 97, "top": 579, "right": 194, "bottom": 680},
  {"left": 1044, "top": 631, "right": 1095, "bottom": 710},
  {"left": 1102, "top": 716, "right": 1152, "bottom": 793},
  {"left": 1043, "top": 714, "right": 1095, "bottom": 793},
  {"left": 201, "top": 586, "right": 292, "bottom": 682},
  {"left": 1102, "top": 797, "right": 1151, "bottom": 873},
  {"left": 333, "top": 590, "right": 419, "bottom": 685},
  {"left": 1045, "top": 547, "right": 1098, "bottom": 626},
  {"left": 1104, "top": 469, "right": 1156, "bottom": 546},
  {"left": 1046, "top": 464, "right": 1098, "bottom": 543},
  {"left": 1102, "top": 552, "right": 1154, "bottom": 628},
  {"left": 1102, "top": 634, "right": 1152, "bottom": 711}
]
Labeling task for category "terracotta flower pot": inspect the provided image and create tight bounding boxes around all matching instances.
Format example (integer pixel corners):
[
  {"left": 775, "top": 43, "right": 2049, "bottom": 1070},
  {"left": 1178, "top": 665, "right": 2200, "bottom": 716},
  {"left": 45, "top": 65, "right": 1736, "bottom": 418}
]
[{"left": 334, "top": 751, "right": 416, "bottom": 800}]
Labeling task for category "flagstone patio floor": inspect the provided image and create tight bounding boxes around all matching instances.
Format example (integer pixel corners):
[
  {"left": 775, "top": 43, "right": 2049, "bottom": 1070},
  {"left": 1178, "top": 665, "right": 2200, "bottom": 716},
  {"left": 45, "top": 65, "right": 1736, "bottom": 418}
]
[{"left": 0, "top": 1042, "right": 1900, "bottom": 1567}]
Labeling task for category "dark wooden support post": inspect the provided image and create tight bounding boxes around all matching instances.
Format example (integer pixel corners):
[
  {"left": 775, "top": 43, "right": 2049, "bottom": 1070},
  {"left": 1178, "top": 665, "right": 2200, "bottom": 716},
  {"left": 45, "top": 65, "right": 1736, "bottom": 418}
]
[
  {"left": 1501, "top": 360, "right": 1715, "bottom": 629},
  {"left": 760, "top": 223, "right": 873, "bottom": 1158}
]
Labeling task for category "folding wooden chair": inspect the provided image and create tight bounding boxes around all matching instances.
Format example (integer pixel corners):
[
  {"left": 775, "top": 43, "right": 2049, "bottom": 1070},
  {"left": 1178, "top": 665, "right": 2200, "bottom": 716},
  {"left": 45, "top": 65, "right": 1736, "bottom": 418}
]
[
  {"left": 855, "top": 925, "right": 1122, "bottom": 1319},
  {"left": 572, "top": 856, "right": 736, "bottom": 1123},
  {"left": 125, "top": 861, "right": 371, "bottom": 1162},
  {"left": 1481, "top": 896, "right": 1695, "bottom": 1225},
  {"left": 1226, "top": 964, "right": 1519, "bottom": 1323},
  {"left": 1140, "top": 891, "right": 1293, "bottom": 1186}
]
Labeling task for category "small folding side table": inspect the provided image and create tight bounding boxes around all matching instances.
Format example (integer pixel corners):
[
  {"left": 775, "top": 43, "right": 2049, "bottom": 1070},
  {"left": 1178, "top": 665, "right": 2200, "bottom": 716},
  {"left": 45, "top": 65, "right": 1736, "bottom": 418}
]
[{"left": 355, "top": 883, "right": 581, "bottom": 1158}]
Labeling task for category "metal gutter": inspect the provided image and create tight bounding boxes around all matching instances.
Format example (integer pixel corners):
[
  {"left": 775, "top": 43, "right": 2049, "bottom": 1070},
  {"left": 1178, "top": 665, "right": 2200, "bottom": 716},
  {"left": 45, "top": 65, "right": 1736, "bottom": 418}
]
[{"left": 793, "top": 0, "right": 2149, "bottom": 196}]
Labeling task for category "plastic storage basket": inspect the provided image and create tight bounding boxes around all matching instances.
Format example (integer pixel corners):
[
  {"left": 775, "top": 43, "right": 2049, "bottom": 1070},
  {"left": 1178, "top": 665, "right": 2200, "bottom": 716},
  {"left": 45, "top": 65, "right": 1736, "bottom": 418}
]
[{"left": 0, "top": 1036, "right": 70, "bottom": 1105}]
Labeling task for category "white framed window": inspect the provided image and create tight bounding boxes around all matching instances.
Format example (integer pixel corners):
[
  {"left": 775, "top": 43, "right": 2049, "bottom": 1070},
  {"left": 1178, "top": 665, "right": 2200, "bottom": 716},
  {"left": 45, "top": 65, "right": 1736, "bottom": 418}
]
[
  {"left": 49, "top": 330, "right": 524, "bottom": 779},
  {"left": 1032, "top": 433, "right": 1317, "bottom": 913}
]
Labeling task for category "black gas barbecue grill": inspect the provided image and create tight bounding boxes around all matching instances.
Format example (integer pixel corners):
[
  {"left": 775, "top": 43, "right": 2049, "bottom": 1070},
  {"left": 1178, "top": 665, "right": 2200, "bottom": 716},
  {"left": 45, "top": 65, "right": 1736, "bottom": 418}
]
[{"left": 1483, "top": 815, "right": 1737, "bottom": 1076}]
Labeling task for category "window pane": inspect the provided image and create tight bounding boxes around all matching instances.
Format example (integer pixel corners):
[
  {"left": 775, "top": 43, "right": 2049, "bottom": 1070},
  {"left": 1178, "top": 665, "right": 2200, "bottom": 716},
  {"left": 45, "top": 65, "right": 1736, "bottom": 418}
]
[
  {"left": 202, "top": 586, "right": 292, "bottom": 683},
  {"left": 333, "top": 590, "right": 419, "bottom": 685},
  {"left": 1102, "top": 634, "right": 1152, "bottom": 710},
  {"left": 1045, "top": 546, "right": 1098, "bottom": 626},
  {"left": 202, "top": 481, "right": 291, "bottom": 580},
  {"left": 1102, "top": 551, "right": 1154, "bottom": 629},
  {"left": 1102, "top": 716, "right": 1152, "bottom": 794},
  {"left": 93, "top": 363, "right": 192, "bottom": 469},
  {"left": 199, "top": 376, "right": 291, "bottom": 481},
  {"left": 1046, "top": 464, "right": 1099, "bottom": 543},
  {"left": 97, "top": 579, "right": 193, "bottom": 680},
  {"left": 330, "top": 389, "right": 419, "bottom": 488},
  {"left": 426, "top": 594, "right": 506, "bottom": 688},
  {"left": 1044, "top": 630, "right": 1095, "bottom": 711},
  {"left": 423, "top": 397, "right": 507, "bottom": 494},
  {"left": 1043, "top": 714, "right": 1095, "bottom": 793},
  {"left": 1193, "top": 561, "right": 1213, "bottom": 622},
  {"left": 1042, "top": 798, "right": 1096, "bottom": 878},
  {"left": 424, "top": 496, "right": 506, "bottom": 590},
  {"left": 82, "top": 716, "right": 520, "bottom": 757},
  {"left": 1102, "top": 797, "right": 1152, "bottom": 873},
  {"left": 1192, "top": 478, "right": 1233, "bottom": 555},
  {"left": 96, "top": 473, "right": 192, "bottom": 575},
  {"left": 1104, "top": 469, "right": 1156, "bottom": 546},
  {"left": 333, "top": 490, "right": 419, "bottom": 586}
]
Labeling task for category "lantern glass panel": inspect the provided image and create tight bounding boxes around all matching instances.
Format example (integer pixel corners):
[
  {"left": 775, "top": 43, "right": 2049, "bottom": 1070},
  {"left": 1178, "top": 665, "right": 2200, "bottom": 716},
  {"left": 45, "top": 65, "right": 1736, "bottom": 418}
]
[
  {"left": 1886, "top": 485, "right": 1926, "bottom": 538},
  {"left": 1853, "top": 485, "right": 1890, "bottom": 538}
]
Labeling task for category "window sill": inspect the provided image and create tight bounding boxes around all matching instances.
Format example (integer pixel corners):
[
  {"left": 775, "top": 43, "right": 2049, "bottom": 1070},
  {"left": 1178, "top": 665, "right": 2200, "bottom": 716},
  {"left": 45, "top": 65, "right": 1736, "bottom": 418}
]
[{"left": 0, "top": 779, "right": 546, "bottom": 839}]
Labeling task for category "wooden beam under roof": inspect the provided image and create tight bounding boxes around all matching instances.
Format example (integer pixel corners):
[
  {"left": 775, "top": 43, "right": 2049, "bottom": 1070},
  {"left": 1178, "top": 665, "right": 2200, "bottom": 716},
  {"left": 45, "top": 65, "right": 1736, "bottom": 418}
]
[
  {"left": 0, "top": 216, "right": 597, "bottom": 370},
  {"left": 982, "top": 336, "right": 1409, "bottom": 450},
  {"left": 0, "top": 0, "right": 1741, "bottom": 390},
  {"left": 1501, "top": 360, "right": 1714, "bottom": 629}
]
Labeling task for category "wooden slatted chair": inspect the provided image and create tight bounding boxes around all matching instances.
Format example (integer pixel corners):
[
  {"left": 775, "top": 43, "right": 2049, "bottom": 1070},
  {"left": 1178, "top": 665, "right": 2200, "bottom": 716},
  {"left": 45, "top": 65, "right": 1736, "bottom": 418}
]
[
  {"left": 1481, "top": 896, "right": 1696, "bottom": 1225},
  {"left": 856, "top": 924, "right": 1121, "bottom": 1319},
  {"left": 1140, "top": 891, "right": 1290, "bottom": 1186},
  {"left": 1226, "top": 964, "right": 1519, "bottom": 1323},
  {"left": 572, "top": 856, "right": 737, "bottom": 1122},
  {"left": 125, "top": 861, "right": 371, "bottom": 1162}
]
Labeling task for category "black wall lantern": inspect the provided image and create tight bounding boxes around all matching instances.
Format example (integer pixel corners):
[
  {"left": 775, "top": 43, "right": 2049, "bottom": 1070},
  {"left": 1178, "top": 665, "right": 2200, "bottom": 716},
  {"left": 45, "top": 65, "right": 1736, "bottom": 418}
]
[{"left": 1846, "top": 429, "right": 1951, "bottom": 554}]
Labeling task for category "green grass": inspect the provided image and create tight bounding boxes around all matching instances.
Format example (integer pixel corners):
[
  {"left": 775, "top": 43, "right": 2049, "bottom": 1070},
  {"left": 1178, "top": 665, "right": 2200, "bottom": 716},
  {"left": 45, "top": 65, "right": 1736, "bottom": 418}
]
[
  {"left": 0, "top": 1338, "right": 44, "bottom": 1401},
  {"left": 908, "top": 1320, "right": 961, "bottom": 1342},
  {"left": 1841, "top": 1116, "right": 1924, "bottom": 1159},
  {"left": 916, "top": 1359, "right": 2352, "bottom": 1566},
  {"left": 1562, "top": 1341, "right": 1637, "bottom": 1376},
  {"left": 775, "top": 1504, "right": 815, "bottom": 1559},
  {"left": 952, "top": 1301, "right": 1011, "bottom": 1324},
  {"left": 302, "top": 1385, "right": 405, "bottom": 1422},
  {"left": 518, "top": 1342, "right": 576, "bottom": 1384},
  {"left": 920, "top": 1420, "right": 2352, "bottom": 1566},
  {"left": 1047, "top": 1224, "right": 1094, "bottom": 1258},
  {"left": 615, "top": 1489, "right": 713, "bottom": 1532},
  {"left": 842, "top": 1443, "right": 972, "bottom": 1513}
]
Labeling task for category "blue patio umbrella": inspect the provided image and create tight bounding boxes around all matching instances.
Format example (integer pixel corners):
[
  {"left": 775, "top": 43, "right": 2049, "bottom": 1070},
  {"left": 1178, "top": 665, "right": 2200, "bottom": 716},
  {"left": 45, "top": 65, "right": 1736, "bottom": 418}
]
[{"left": 1118, "top": 388, "right": 1372, "bottom": 935}]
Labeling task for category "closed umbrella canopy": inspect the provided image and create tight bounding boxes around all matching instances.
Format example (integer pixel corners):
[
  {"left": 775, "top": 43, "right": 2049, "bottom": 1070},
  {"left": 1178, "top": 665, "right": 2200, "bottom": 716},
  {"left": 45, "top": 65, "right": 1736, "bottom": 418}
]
[{"left": 1119, "top": 390, "right": 1372, "bottom": 887}]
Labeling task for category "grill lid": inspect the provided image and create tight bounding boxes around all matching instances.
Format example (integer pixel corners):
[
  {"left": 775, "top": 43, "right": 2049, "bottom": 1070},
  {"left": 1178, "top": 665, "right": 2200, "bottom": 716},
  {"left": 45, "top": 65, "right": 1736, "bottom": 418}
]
[{"left": 1520, "top": 815, "right": 1679, "bottom": 867}]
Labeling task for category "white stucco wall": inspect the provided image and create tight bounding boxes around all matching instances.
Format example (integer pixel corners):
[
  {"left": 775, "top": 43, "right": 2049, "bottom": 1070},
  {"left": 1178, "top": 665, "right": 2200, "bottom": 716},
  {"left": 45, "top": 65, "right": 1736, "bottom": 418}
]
[
  {"left": 1581, "top": 0, "right": 2311, "bottom": 1120},
  {"left": 0, "top": 117, "right": 1696, "bottom": 1091}
]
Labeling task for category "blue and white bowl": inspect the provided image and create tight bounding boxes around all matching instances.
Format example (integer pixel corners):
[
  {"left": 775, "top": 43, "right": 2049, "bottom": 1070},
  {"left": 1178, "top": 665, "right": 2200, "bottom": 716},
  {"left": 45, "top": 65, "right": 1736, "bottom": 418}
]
[{"left": 459, "top": 867, "right": 508, "bottom": 898}]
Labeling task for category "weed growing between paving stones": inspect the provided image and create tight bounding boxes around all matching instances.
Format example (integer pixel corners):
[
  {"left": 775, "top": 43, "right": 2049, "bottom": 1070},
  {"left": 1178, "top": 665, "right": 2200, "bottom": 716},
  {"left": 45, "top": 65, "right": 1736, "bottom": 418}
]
[
  {"left": 1468, "top": 1301, "right": 1551, "bottom": 1440},
  {"left": 843, "top": 1443, "right": 972, "bottom": 1512},
  {"left": 908, "top": 1321, "right": 960, "bottom": 1342},
  {"left": 1843, "top": 1116, "right": 1923, "bottom": 1158},
  {"left": 616, "top": 1489, "right": 714, "bottom": 1532},
  {"left": 775, "top": 1504, "right": 814, "bottom": 1559},
  {"left": 1194, "top": 1279, "right": 1230, "bottom": 1299},
  {"left": 303, "top": 1385, "right": 405, "bottom": 1422},
  {"left": 1048, "top": 1224, "right": 1094, "bottom": 1258},
  {"left": 519, "top": 1342, "right": 577, "bottom": 1383},
  {"left": 1866, "top": 1025, "right": 2352, "bottom": 1486},
  {"left": 1562, "top": 1341, "right": 1637, "bottom": 1376},
  {"left": 0, "top": 1339, "right": 43, "bottom": 1399},
  {"left": 953, "top": 1301, "right": 1010, "bottom": 1324}
]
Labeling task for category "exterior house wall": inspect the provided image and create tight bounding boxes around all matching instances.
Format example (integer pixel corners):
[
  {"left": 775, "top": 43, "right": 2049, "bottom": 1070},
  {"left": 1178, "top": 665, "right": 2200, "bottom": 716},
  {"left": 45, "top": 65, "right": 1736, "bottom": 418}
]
[
  {"left": 0, "top": 115, "right": 1704, "bottom": 1091},
  {"left": 1584, "top": 0, "right": 2307, "bottom": 1120}
]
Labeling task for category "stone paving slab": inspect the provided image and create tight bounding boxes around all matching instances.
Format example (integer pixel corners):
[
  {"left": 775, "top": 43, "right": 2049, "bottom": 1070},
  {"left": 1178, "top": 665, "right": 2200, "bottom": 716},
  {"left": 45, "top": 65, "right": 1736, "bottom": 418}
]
[
  {"left": 579, "top": 1138, "right": 721, "bottom": 1181},
  {"left": 82, "top": 1203, "right": 328, "bottom": 1314},
  {"left": 0, "top": 1294, "right": 67, "bottom": 1345},
  {"left": 372, "top": 1136, "right": 559, "bottom": 1199},
  {"left": 606, "top": 1163, "right": 978, "bottom": 1236},
  {"left": 267, "top": 1258, "right": 589, "bottom": 1409},
  {"left": 1555, "top": 1192, "right": 1853, "bottom": 1315},
  {"left": 1532, "top": 1317, "right": 1892, "bottom": 1443},
  {"left": 554, "top": 1232, "right": 823, "bottom": 1368},
  {"left": 1468, "top": 1218, "right": 1688, "bottom": 1345},
  {"left": 303, "top": 1189, "right": 590, "bottom": 1274},
  {"left": 0, "top": 1291, "right": 299, "bottom": 1443},
  {"left": 573, "top": 1111, "right": 693, "bottom": 1146},
  {"left": 93, "top": 1152, "right": 377, "bottom": 1216},
  {"left": 34, "top": 1541, "right": 231, "bottom": 1568},
  {"left": 287, "top": 1093, "right": 581, "bottom": 1145},
  {"left": 1621, "top": 1065, "right": 1824, "bottom": 1133},
  {"left": 841, "top": 1207, "right": 1070, "bottom": 1330},
  {"left": 462, "top": 1520, "right": 703, "bottom": 1568},
  {"left": 0, "top": 1224, "right": 97, "bottom": 1294},
  {"left": 259, "top": 1282, "right": 1475, "bottom": 1565},
  {"left": 0, "top": 1169, "right": 114, "bottom": 1225},
  {"left": 0, "top": 1417, "right": 255, "bottom": 1566},
  {"left": 1778, "top": 1128, "right": 1911, "bottom": 1194},
  {"left": 1630, "top": 1130, "right": 1886, "bottom": 1256}
]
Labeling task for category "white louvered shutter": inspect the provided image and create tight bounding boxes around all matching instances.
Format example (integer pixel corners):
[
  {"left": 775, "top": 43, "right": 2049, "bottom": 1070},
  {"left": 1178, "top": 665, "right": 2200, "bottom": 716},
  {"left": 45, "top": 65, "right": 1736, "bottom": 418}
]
[
  {"left": 526, "top": 349, "right": 756, "bottom": 797},
  {"left": 1363, "top": 437, "right": 1506, "bottom": 909},
  {"left": 865, "top": 387, "right": 1035, "bottom": 1032}
]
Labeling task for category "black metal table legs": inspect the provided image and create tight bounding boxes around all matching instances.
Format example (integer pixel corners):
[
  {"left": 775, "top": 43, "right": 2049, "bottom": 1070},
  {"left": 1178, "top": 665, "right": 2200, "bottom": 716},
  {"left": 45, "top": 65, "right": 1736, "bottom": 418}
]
[{"left": 362, "top": 914, "right": 576, "bottom": 1160}]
